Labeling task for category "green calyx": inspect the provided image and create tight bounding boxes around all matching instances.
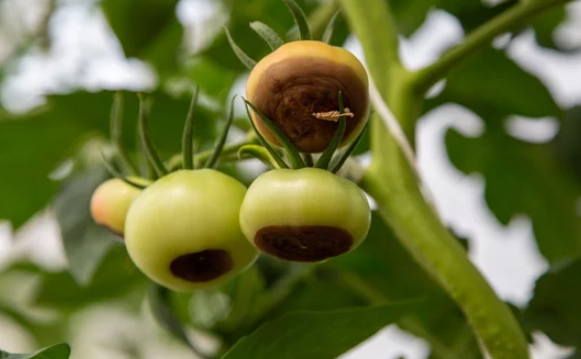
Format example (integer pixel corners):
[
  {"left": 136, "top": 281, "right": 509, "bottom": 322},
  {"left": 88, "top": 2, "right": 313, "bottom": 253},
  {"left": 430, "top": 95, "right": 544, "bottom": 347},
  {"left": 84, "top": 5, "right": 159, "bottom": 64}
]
[
  {"left": 243, "top": 91, "right": 366, "bottom": 173},
  {"left": 224, "top": 0, "right": 341, "bottom": 67},
  {"left": 100, "top": 90, "right": 238, "bottom": 186}
]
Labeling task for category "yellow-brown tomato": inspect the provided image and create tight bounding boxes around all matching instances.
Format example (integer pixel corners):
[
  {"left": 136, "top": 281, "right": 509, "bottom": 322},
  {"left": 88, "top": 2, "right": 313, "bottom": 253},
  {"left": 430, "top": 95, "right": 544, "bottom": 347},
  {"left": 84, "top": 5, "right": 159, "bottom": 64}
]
[{"left": 246, "top": 41, "right": 369, "bottom": 153}]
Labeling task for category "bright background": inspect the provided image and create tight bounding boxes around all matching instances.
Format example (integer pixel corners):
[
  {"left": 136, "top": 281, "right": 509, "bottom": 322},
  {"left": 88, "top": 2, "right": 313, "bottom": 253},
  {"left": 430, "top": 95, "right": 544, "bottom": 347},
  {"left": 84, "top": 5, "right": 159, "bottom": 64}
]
[{"left": 1, "top": 0, "right": 581, "bottom": 358}]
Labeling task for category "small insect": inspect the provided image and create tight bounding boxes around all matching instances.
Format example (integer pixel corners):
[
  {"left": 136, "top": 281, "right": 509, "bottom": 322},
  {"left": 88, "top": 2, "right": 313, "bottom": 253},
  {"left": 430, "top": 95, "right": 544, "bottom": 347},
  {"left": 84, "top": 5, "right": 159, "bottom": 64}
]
[{"left": 312, "top": 108, "right": 355, "bottom": 122}]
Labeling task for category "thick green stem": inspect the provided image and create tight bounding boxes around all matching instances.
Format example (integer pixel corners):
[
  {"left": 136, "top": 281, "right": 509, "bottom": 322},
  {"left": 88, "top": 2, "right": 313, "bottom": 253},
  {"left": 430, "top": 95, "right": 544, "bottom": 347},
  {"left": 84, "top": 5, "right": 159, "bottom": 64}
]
[
  {"left": 412, "top": 0, "right": 574, "bottom": 93},
  {"left": 339, "top": 0, "right": 530, "bottom": 358}
]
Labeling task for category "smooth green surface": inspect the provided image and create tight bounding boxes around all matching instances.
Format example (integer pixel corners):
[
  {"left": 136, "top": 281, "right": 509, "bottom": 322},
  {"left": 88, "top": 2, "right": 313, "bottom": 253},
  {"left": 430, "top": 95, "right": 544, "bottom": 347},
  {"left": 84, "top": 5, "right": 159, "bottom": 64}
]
[
  {"left": 125, "top": 170, "right": 258, "bottom": 292},
  {"left": 239, "top": 168, "right": 371, "bottom": 254}
]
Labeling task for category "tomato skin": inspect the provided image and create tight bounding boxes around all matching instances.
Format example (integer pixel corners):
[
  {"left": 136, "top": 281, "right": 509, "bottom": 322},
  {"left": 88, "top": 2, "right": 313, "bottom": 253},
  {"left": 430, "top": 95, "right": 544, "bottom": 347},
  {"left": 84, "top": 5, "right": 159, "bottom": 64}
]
[
  {"left": 125, "top": 169, "right": 258, "bottom": 292},
  {"left": 90, "top": 178, "right": 143, "bottom": 236},
  {"left": 239, "top": 168, "right": 371, "bottom": 262},
  {"left": 246, "top": 41, "right": 369, "bottom": 153}
]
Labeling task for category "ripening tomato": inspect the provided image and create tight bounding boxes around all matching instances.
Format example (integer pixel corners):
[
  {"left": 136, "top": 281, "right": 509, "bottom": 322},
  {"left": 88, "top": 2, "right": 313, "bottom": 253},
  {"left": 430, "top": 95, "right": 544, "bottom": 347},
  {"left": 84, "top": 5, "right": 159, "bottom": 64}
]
[
  {"left": 246, "top": 41, "right": 369, "bottom": 153},
  {"left": 90, "top": 178, "right": 146, "bottom": 237}
]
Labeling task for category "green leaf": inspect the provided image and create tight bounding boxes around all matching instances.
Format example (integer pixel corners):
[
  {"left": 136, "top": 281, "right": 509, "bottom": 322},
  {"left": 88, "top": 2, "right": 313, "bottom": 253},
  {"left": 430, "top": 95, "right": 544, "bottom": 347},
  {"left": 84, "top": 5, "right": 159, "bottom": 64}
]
[
  {"left": 52, "top": 166, "right": 120, "bottom": 285},
  {"left": 0, "top": 343, "right": 70, "bottom": 359},
  {"left": 149, "top": 284, "right": 192, "bottom": 347},
  {"left": 324, "top": 213, "right": 483, "bottom": 358},
  {"left": 531, "top": 6, "right": 567, "bottom": 49},
  {"left": 249, "top": 22, "right": 285, "bottom": 50},
  {"left": 33, "top": 247, "right": 147, "bottom": 311},
  {"left": 554, "top": 106, "right": 581, "bottom": 183},
  {"left": 426, "top": 49, "right": 561, "bottom": 119},
  {"left": 0, "top": 91, "right": 218, "bottom": 228},
  {"left": 222, "top": 303, "right": 418, "bottom": 359},
  {"left": 282, "top": 0, "right": 312, "bottom": 40},
  {"left": 446, "top": 125, "right": 581, "bottom": 264},
  {"left": 524, "top": 258, "right": 581, "bottom": 347},
  {"left": 184, "top": 57, "right": 238, "bottom": 104},
  {"left": 100, "top": 0, "right": 182, "bottom": 74}
]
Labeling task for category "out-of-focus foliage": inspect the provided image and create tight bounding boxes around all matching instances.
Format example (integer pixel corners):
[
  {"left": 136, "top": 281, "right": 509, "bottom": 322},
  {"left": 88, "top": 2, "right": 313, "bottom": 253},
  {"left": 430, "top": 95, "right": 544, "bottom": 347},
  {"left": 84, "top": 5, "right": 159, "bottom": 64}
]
[
  {"left": 0, "top": 0, "right": 580, "bottom": 357},
  {"left": 0, "top": 343, "right": 70, "bottom": 359}
]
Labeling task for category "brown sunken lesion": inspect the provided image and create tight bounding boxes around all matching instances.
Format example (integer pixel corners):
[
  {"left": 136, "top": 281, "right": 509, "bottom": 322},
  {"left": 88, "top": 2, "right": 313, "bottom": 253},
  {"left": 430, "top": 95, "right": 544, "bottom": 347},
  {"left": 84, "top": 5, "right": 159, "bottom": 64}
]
[
  {"left": 255, "top": 225, "right": 353, "bottom": 262},
  {"left": 251, "top": 57, "right": 368, "bottom": 153},
  {"left": 170, "top": 249, "right": 233, "bottom": 282}
]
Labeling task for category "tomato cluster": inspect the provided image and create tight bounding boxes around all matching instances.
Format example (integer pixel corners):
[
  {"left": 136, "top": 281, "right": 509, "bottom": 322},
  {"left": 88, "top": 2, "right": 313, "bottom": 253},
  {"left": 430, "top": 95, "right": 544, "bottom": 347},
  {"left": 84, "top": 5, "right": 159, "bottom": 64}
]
[{"left": 90, "top": 38, "right": 371, "bottom": 292}]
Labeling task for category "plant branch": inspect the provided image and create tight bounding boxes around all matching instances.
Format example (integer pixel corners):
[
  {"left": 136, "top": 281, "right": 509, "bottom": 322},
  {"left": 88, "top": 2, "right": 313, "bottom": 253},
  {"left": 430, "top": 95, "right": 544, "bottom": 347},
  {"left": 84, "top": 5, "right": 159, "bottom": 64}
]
[
  {"left": 339, "top": 0, "right": 530, "bottom": 357},
  {"left": 412, "top": 0, "right": 574, "bottom": 93},
  {"left": 167, "top": 136, "right": 257, "bottom": 171}
]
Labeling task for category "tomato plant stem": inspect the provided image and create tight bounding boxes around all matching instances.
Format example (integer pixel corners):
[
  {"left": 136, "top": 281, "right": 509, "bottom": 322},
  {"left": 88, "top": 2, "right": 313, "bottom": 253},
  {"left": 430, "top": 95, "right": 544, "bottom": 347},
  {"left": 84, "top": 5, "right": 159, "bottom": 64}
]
[
  {"left": 411, "top": 0, "right": 575, "bottom": 93},
  {"left": 339, "top": 0, "right": 534, "bottom": 357}
]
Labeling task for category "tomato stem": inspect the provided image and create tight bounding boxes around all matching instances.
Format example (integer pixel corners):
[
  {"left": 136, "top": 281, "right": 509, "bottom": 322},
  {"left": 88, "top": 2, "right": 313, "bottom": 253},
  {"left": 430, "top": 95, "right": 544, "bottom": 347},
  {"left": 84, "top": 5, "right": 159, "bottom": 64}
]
[
  {"left": 109, "top": 92, "right": 138, "bottom": 176},
  {"left": 182, "top": 88, "right": 198, "bottom": 171},
  {"left": 138, "top": 94, "right": 168, "bottom": 178},
  {"left": 100, "top": 152, "right": 147, "bottom": 190},
  {"left": 244, "top": 99, "right": 305, "bottom": 169},
  {"left": 330, "top": 122, "right": 368, "bottom": 174},
  {"left": 205, "top": 95, "right": 237, "bottom": 169},
  {"left": 238, "top": 145, "right": 279, "bottom": 169}
]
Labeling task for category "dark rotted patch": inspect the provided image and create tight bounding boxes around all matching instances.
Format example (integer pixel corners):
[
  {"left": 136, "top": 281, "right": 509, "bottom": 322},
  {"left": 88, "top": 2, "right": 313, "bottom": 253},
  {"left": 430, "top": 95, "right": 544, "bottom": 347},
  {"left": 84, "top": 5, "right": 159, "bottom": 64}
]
[
  {"left": 255, "top": 225, "right": 353, "bottom": 262},
  {"left": 251, "top": 57, "right": 368, "bottom": 153},
  {"left": 170, "top": 249, "right": 233, "bottom": 282}
]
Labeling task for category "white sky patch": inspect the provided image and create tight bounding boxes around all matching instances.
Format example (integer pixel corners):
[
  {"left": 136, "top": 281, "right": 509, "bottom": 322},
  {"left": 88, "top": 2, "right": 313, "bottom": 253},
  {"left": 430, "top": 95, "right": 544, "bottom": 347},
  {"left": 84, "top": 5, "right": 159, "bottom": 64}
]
[
  {"left": 340, "top": 325, "right": 430, "bottom": 359},
  {"left": 505, "top": 115, "right": 560, "bottom": 144}
]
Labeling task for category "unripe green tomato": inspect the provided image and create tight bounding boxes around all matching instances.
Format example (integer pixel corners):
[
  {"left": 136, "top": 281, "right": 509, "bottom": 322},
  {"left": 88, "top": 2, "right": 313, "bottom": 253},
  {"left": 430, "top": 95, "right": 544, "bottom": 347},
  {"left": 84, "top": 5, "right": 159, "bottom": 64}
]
[
  {"left": 90, "top": 178, "right": 143, "bottom": 237},
  {"left": 239, "top": 168, "right": 371, "bottom": 262},
  {"left": 125, "top": 169, "right": 259, "bottom": 292}
]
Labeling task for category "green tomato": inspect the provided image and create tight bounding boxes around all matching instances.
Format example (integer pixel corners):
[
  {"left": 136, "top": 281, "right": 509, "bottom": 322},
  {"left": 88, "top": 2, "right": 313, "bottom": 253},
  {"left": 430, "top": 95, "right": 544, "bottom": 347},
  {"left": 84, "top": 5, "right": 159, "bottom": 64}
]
[
  {"left": 125, "top": 169, "right": 259, "bottom": 292},
  {"left": 90, "top": 178, "right": 144, "bottom": 237},
  {"left": 239, "top": 168, "right": 371, "bottom": 262}
]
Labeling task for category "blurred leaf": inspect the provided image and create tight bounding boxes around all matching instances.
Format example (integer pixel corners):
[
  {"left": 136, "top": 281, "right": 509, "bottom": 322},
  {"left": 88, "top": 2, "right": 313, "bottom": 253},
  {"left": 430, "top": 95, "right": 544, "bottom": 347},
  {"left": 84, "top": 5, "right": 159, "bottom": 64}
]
[
  {"left": 325, "top": 213, "right": 482, "bottom": 359},
  {"left": 203, "top": 0, "right": 317, "bottom": 72},
  {"left": 0, "top": 343, "right": 70, "bottom": 359},
  {"left": 388, "top": 0, "right": 567, "bottom": 51},
  {"left": 184, "top": 57, "right": 238, "bottom": 103},
  {"left": 33, "top": 247, "right": 147, "bottom": 311},
  {"left": 531, "top": 6, "right": 566, "bottom": 49},
  {"left": 524, "top": 258, "right": 581, "bottom": 347},
  {"left": 53, "top": 166, "right": 119, "bottom": 285},
  {"left": 554, "top": 106, "right": 581, "bottom": 183},
  {"left": 431, "top": 47, "right": 579, "bottom": 264},
  {"left": 222, "top": 303, "right": 418, "bottom": 359},
  {"left": 427, "top": 49, "right": 561, "bottom": 119},
  {"left": 0, "top": 91, "right": 218, "bottom": 228},
  {"left": 149, "top": 284, "right": 192, "bottom": 347},
  {"left": 100, "top": 0, "right": 182, "bottom": 74},
  {"left": 388, "top": 0, "right": 515, "bottom": 37},
  {"left": 446, "top": 125, "right": 581, "bottom": 264}
]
